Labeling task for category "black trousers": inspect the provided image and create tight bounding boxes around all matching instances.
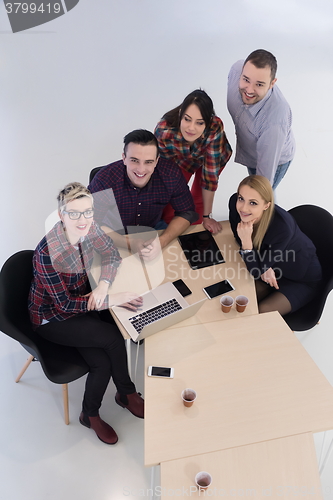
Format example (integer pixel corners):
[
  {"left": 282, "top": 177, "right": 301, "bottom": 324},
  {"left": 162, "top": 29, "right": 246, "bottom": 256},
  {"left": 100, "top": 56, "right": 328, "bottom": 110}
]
[{"left": 37, "top": 311, "right": 135, "bottom": 416}]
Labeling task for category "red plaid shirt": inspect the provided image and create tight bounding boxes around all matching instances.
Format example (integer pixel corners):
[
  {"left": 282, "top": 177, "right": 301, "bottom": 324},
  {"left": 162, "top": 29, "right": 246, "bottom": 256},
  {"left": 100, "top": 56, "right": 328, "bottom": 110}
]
[
  {"left": 154, "top": 115, "right": 232, "bottom": 191},
  {"left": 28, "top": 221, "right": 121, "bottom": 329}
]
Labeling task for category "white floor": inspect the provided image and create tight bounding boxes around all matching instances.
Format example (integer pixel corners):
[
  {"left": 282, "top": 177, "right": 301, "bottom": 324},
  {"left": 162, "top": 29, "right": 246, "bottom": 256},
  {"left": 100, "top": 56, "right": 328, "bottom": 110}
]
[{"left": 1, "top": 298, "right": 333, "bottom": 500}]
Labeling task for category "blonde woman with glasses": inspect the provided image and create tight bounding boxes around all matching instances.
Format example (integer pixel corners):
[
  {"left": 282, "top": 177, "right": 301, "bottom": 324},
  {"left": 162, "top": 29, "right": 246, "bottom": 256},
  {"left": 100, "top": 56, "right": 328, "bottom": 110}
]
[{"left": 29, "top": 182, "right": 143, "bottom": 445}]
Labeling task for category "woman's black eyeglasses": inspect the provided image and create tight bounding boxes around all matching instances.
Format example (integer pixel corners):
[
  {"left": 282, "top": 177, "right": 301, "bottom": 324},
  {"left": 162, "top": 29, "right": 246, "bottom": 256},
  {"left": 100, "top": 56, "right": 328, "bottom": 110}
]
[{"left": 63, "top": 209, "right": 94, "bottom": 220}]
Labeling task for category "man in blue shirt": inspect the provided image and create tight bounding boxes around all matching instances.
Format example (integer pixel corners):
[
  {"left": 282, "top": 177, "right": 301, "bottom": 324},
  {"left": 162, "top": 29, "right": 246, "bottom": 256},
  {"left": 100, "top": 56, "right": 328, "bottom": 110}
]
[
  {"left": 227, "top": 49, "right": 295, "bottom": 188},
  {"left": 88, "top": 129, "right": 198, "bottom": 260}
]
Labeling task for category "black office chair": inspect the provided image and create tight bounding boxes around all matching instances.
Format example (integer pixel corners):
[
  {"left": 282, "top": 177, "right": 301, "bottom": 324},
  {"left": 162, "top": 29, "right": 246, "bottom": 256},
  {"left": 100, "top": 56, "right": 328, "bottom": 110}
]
[
  {"left": 283, "top": 205, "right": 333, "bottom": 331},
  {"left": 0, "top": 250, "right": 89, "bottom": 424},
  {"left": 89, "top": 166, "right": 102, "bottom": 184}
]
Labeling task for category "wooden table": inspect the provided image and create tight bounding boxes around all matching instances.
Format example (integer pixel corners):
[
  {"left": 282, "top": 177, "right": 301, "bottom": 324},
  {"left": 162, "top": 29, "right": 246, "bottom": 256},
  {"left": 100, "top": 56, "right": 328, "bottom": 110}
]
[
  {"left": 144, "top": 311, "right": 333, "bottom": 466},
  {"left": 159, "top": 433, "right": 323, "bottom": 499},
  {"left": 97, "top": 221, "right": 258, "bottom": 338}
]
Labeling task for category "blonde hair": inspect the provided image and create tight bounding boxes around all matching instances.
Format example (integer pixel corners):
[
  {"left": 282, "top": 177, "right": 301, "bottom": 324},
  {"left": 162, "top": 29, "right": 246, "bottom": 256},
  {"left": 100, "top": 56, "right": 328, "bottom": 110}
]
[
  {"left": 237, "top": 175, "right": 274, "bottom": 251},
  {"left": 57, "top": 182, "right": 93, "bottom": 214}
]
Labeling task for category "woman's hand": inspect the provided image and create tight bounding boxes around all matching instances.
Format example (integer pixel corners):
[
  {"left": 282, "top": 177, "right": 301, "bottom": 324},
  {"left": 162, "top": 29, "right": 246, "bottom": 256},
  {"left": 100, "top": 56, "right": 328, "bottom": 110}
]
[
  {"left": 236, "top": 220, "right": 257, "bottom": 250},
  {"left": 202, "top": 217, "right": 222, "bottom": 234},
  {"left": 86, "top": 280, "right": 110, "bottom": 311},
  {"left": 110, "top": 292, "right": 143, "bottom": 312},
  {"left": 261, "top": 267, "right": 279, "bottom": 289}
]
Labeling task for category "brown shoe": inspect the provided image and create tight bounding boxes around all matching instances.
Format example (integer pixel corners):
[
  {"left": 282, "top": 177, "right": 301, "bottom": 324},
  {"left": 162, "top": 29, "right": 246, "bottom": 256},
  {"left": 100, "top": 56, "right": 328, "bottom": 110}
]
[
  {"left": 79, "top": 412, "right": 118, "bottom": 445},
  {"left": 115, "top": 392, "right": 144, "bottom": 419}
]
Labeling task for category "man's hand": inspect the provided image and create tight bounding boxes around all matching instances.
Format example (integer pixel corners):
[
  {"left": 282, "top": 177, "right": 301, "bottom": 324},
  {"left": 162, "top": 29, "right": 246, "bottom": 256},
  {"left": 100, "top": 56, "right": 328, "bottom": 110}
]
[
  {"left": 202, "top": 217, "right": 222, "bottom": 234},
  {"left": 261, "top": 267, "right": 279, "bottom": 289},
  {"left": 138, "top": 236, "right": 162, "bottom": 261}
]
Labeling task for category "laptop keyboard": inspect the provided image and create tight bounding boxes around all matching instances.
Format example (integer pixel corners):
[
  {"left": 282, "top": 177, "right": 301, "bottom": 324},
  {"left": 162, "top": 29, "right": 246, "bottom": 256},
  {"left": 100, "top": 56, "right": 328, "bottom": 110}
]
[{"left": 129, "top": 298, "right": 182, "bottom": 334}]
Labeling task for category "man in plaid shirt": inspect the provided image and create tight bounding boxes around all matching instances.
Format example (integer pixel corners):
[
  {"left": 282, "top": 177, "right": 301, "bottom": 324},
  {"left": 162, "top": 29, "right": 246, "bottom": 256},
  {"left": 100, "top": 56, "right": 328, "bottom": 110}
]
[{"left": 88, "top": 129, "right": 198, "bottom": 261}]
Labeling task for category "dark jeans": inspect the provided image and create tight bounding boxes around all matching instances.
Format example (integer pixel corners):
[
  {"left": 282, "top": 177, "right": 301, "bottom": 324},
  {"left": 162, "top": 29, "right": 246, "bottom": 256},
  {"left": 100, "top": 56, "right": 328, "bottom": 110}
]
[{"left": 37, "top": 311, "right": 135, "bottom": 416}]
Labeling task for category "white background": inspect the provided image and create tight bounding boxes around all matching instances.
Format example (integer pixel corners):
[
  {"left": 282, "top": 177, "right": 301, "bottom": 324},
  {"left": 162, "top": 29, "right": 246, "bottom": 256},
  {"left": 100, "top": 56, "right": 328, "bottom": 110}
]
[{"left": 1, "top": 0, "right": 333, "bottom": 266}]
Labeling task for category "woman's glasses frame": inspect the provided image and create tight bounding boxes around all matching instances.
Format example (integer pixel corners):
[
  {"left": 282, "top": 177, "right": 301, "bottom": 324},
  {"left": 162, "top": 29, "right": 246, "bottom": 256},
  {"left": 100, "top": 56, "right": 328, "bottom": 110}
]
[{"left": 62, "top": 209, "right": 94, "bottom": 220}]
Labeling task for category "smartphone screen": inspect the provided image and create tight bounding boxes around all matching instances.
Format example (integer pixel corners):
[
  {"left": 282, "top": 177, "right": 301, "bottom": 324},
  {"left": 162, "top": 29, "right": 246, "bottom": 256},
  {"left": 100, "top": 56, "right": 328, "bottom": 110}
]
[
  {"left": 172, "top": 279, "right": 192, "bottom": 297},
  {"left": 149, "top": 366, "right": 173, "bottom": 378},
  {"left": 203, "top": 280, "right": 234, "bottom": 299}
]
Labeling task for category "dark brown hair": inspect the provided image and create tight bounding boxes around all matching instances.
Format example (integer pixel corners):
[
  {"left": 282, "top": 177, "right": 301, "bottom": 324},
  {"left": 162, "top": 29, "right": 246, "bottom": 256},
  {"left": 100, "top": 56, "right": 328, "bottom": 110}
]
[
  {"left": 162, "top": 89, "right": 215, "bottom": 130},
  {"left": 244, "top": 49, "right": 277, "bottom": 81}
]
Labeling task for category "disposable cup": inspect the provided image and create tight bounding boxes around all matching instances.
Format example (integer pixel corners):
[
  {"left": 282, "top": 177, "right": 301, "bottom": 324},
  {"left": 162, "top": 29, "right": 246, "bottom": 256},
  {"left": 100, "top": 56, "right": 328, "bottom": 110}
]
[
  {"left": 235, "top": 295, "right": 249, "bottom": 313},
  {"left": 195, "top": 471, "right": 212, "bottom": 490},
  {"left": 181, "top": 388, "right": 197, "bottom": 407},
  {"left": 220, "top": 295, "right": 234, "bottom": 313}
]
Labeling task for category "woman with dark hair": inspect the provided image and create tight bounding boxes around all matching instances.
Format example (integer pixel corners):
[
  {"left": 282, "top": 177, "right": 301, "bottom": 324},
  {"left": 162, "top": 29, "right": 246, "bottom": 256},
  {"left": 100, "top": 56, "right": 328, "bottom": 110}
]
[
  {"left": 229, "top": 175, "right": 322, "bottom": 315},
  {"left": 155, "top": 89, "right": 232, "bottom": 234},
  {"left": 29, "top": 182, "right": 144, "bottom": 445}
]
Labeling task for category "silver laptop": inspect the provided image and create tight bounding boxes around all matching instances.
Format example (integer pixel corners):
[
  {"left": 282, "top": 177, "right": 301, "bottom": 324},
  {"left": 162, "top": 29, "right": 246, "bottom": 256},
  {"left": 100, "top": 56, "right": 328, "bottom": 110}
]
[{"left": 111, "top": 281, "right": 206, "bottom": 342}]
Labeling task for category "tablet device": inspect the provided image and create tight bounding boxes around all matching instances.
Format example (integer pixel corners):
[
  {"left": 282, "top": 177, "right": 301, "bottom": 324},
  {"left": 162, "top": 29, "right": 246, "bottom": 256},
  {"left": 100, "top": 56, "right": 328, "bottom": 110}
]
[{"left": 178, "top": 230, "right": 225, "bottom": 270}]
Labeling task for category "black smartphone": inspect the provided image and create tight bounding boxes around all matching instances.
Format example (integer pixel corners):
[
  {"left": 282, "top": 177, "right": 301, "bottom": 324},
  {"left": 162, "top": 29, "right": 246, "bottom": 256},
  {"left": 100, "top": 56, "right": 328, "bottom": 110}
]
[
  {"left": 203, "top": 279, "right": 235, "bottom": 299},
  {"left": 172, "top": 279, "right": 192, "bottom": 297}
]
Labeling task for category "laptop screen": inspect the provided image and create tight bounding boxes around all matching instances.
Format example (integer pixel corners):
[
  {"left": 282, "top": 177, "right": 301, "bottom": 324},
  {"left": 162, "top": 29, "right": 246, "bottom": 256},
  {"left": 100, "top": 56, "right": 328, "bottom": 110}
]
[{"left": 178, "top": 230, "right": 225, "bottom": 270}]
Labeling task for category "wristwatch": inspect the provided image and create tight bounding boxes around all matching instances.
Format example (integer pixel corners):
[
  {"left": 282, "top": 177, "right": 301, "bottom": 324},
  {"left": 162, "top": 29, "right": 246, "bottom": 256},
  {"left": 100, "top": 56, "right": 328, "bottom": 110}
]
[
  {"left": 240, "top": 249, "right": 253, "bottom": 256},
  {"left": 203, "top": 213, "right": 213, "bottom": 219}
]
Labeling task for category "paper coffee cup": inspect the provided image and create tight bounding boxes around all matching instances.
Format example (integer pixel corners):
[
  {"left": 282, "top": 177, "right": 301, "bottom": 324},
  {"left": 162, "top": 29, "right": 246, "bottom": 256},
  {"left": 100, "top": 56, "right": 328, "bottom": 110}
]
[
  {"left": 181, "top": 388, "right": 197, "bottom": 407},
  {"left": 220, "top": 295, "right": 234, "bottom": 313},
  {"left": 235, "top": 295, "right": 249, "bottom": 313},
  {"left": 195, "top": 471, "right": 212, "bottom": 490}
]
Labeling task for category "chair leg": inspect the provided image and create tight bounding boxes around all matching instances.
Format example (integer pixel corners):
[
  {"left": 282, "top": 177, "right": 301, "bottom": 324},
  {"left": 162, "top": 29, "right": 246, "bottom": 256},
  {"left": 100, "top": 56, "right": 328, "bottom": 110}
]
[
  {"left": 15, "top": 354, "right": 34, "bottom": 383},
  {"left": 62, "top": 384, "right": 69, "bottom": 425},
  {"left": 126, "top": 338, "right": 132, "bottom": 378}
]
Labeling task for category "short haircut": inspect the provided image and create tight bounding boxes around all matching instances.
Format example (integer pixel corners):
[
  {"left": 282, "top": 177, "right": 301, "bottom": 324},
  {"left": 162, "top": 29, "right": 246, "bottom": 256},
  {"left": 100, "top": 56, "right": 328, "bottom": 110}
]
[
  {"left": 244, "top": 49, "right": 277, "bottom": 81},
  {"left": 163, "top": 89, "right": 215, "bottom": 129},
  {"left": 123, "top": 129, "right": 159, "bottom": 158},
  {"left": 57, "top": 182, "right": 93, "bottom": 213}
]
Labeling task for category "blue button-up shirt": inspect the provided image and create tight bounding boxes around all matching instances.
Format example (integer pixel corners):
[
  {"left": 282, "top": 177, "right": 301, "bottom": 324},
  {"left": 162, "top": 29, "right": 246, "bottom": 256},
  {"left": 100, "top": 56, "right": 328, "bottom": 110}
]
[{"left": 227, "top": 60, "right": 295, "bottom": 184}]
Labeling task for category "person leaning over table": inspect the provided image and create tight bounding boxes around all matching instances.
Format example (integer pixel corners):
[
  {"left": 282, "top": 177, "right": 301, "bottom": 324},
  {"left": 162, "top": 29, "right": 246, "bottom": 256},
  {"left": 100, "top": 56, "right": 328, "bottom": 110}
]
[
  {"left": 28, "top": 182, "right": 144, "bottom": 445},
  {"left": 228, "top": 175, "right": 322, "bottom": 316},
  {"left": 88, "top": 129, "right": 198, "bottom": 261},
  {"left": 154, "top": 89, "right": 232, "bottom": 234}
]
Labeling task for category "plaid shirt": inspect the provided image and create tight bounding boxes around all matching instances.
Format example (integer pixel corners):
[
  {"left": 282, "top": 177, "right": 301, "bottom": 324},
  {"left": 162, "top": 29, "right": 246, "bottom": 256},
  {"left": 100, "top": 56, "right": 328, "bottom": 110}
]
[
  {"left": 28, "top": 220, "right": 121, "bottom": 329},
  {"left": 154, "top": 115, "right": 232, "bottom": 192},
  {"left": 88, "top": 158, "right": 197, "bottom": 230}
]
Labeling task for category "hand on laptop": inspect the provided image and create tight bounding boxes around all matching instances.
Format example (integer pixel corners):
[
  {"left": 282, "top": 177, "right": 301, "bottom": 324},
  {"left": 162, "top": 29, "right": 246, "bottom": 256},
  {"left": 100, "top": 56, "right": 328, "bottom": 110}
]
[{"left": 110, "top": 292, "right": 143, "bottom": 311}]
